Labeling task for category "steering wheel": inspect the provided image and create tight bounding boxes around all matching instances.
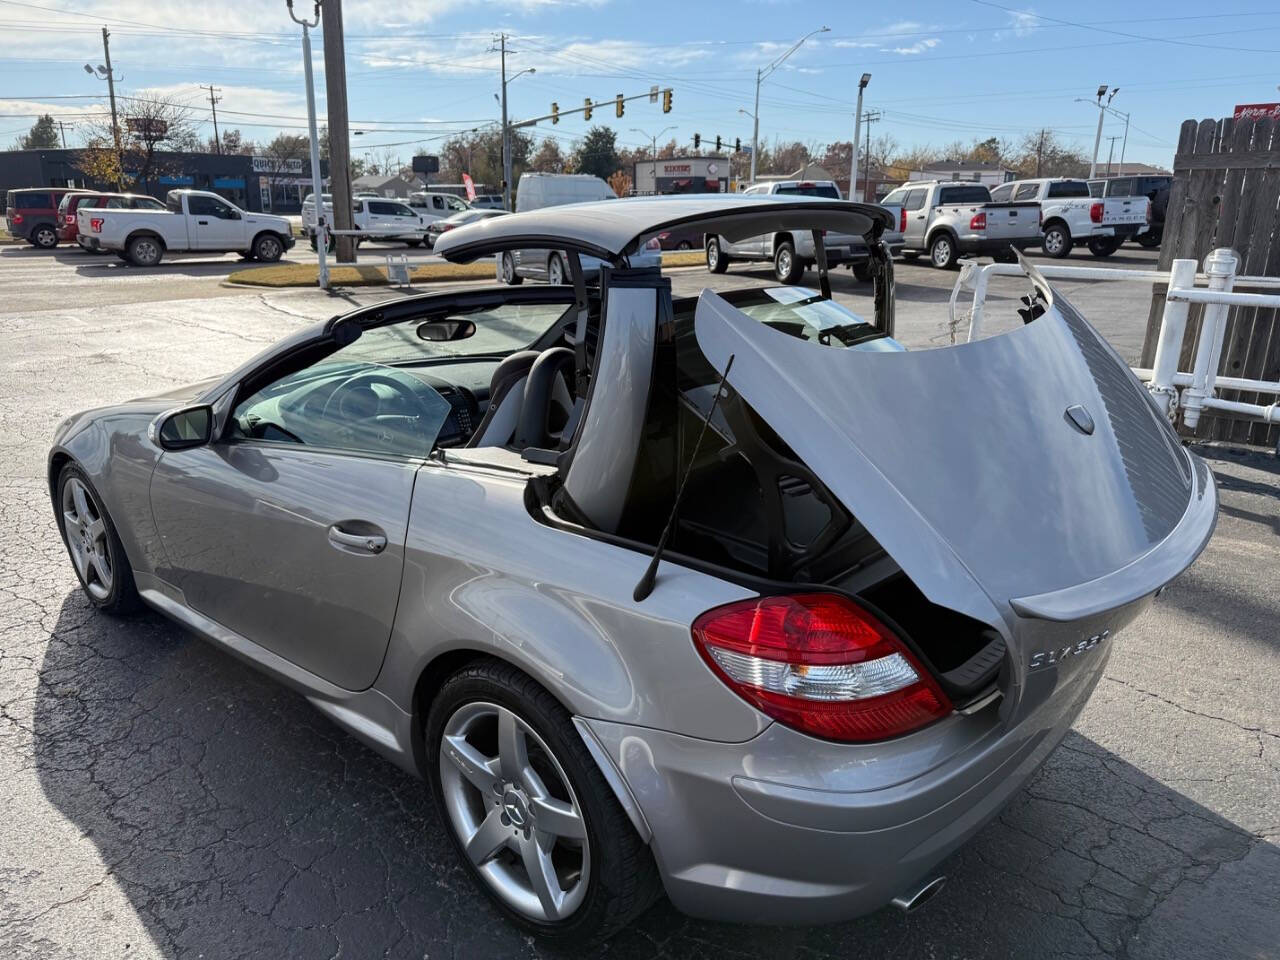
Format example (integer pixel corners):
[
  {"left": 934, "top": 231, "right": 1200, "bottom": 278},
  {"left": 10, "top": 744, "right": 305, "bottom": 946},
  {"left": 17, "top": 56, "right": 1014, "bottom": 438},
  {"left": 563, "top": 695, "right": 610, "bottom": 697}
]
[{"left": 321, "top": 370, "right": 441, "bottom": 426}]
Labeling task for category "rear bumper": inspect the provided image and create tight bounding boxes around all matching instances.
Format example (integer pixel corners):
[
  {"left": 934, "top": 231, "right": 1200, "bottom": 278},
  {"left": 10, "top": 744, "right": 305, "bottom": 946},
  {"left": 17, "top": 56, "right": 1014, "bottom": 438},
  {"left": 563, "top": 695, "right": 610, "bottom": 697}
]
[
  {"left": 582, "top": 616, "right": 1127, "bottom": 925},
  {"left": 958, "top": 236, "right": 1041, "bottom": 255},
  {"left": 80, "top": 236, "right": 101, "bottom": 250}
]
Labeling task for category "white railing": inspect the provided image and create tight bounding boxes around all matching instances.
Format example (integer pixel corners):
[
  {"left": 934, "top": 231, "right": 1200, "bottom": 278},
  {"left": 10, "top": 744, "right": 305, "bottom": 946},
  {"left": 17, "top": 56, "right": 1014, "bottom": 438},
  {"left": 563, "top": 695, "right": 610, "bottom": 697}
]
[{"left": 950, "top": 250, "right": 1280, "bottom": 429}]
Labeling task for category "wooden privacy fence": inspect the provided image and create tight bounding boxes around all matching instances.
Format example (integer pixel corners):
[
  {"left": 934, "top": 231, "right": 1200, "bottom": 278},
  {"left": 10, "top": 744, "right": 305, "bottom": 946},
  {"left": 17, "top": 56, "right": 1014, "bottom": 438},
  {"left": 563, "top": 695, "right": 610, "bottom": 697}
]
[{"left": 1139, "top": 116, "right": 1280, "bottom": 445}]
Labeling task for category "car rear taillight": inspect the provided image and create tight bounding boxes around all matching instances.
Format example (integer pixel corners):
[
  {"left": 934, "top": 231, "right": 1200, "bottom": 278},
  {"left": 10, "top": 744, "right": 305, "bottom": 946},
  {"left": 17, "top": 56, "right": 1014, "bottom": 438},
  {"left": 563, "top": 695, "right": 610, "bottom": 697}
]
[
  {"left": 1090, "top": 202, "right": 1103, "bottom": 223},
  {"left": 970, "top": 212, "right": 987, "bottom": 231},
  {"left": 65, "top": 214, "right": 75, "bottom": 224},
  {"left": 899, "top": 206, "right": 907, "bottom": 233},
  {"left": 90, "top": 218, "right": 103, "bottom": 232},
  {"left": 691, "top": 593, "right": 952, "bottom": 742},
  {"left": 11, "top": 213, "right": 22, "bottom": 225},
  {"left": 645, "top": 237, "right": 661, "bottom": 250}
]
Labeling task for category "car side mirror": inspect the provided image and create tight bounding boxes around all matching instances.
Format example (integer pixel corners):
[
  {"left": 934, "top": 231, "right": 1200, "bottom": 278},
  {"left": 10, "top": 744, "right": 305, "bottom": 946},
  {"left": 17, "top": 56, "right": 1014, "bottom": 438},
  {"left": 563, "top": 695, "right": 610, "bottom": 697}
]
[
  {"left": 151, "top": 404, "right": 214, "bottom": 450},
  {"left": 228, "top": 209, "right": 242, "bottom": 220},
  {"left": 417, "top": 318, "right": 477, "bottom": 342}
]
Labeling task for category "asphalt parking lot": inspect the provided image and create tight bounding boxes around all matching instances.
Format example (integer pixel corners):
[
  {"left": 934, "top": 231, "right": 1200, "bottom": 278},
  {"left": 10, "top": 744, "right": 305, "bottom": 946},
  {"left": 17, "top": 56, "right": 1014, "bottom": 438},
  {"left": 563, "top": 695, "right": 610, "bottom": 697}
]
[{"left": 0, "top": 242, "right": 1276, "bottom": 959}]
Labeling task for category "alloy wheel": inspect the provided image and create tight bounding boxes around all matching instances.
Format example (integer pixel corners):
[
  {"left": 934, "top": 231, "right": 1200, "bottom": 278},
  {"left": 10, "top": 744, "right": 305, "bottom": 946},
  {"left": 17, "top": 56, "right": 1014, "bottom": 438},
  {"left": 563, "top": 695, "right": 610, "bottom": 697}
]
[
  {"left": 706, "top": 242, "right": 718, "bottom": 270},
  {"left": 501, "top": 253, "right": 516, "bottom": 283},
  {"left": 439, "top": 701, "right": 590, "bottom": 923},
  {"left": 61, "top": 477, "right": 112, "bottom": 600},
  {"left": 258, "top": 236, "right": 282, "bottom": 261},
  {"left": 777, "top": 248, "right": 792, "bottom": 278},
  {"left": 35, "top": 226, "right": 56, "bottom": 248},
  {"left": 548, "top": 256, "right": 564, "bottom": 285},
  {"left": 932, "top": 238, "right": 952, "bottom": 268}
]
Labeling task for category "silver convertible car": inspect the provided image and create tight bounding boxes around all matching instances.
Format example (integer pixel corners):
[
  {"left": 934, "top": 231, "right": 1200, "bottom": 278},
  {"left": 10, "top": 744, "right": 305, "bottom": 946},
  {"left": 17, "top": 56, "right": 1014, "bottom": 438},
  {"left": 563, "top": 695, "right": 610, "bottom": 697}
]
[{"left": 49, "top": 195, "right": 1216, "bottom": 942}]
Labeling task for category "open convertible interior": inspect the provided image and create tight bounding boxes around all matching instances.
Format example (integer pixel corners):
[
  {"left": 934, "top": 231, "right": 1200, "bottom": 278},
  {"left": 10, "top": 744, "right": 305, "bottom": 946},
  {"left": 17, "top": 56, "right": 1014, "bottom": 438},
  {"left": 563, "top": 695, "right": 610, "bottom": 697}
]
[{"left": 227, "top": 230, "right": 1004, "bottom": 703}]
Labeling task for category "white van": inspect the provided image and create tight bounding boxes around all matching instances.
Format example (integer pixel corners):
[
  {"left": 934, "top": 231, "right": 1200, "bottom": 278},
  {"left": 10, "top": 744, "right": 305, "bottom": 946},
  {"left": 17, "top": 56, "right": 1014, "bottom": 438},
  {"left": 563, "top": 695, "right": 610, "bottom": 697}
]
[{"left": 500, "top": 174, "right": 659, "bottom": 284}]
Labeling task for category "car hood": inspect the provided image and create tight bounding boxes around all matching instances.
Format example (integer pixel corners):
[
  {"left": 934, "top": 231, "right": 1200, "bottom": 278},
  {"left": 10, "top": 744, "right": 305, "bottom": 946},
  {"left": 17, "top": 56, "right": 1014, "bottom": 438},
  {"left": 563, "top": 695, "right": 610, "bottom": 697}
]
[{"left": 693, "top": 283, "right": 1217, "bottom": 629}]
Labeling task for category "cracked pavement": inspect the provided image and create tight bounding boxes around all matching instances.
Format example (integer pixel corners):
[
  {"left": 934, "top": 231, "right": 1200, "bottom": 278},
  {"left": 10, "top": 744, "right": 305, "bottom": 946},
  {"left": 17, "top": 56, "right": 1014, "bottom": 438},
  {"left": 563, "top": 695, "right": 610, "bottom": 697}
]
[{"left": 1, "top": 245, "right": 1277, "bottom": 958}]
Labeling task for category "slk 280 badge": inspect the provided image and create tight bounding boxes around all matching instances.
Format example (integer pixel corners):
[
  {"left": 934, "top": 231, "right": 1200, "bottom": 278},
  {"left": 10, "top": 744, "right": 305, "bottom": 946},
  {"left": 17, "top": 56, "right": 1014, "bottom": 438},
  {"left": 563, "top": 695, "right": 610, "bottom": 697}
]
[{"left": 1029, "top": 630, "right": 1110, "bottom": 670}]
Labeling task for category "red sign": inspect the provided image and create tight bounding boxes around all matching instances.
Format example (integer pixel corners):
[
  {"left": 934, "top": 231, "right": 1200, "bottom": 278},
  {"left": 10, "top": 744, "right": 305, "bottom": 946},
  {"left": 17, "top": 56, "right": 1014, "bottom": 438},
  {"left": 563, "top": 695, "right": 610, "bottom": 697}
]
[
  {"left": 1233, "top": 103, "right": 1280, "bottom": 121},
  {"left": 461, "top": 173, "right": 476, "bottom": 201}
]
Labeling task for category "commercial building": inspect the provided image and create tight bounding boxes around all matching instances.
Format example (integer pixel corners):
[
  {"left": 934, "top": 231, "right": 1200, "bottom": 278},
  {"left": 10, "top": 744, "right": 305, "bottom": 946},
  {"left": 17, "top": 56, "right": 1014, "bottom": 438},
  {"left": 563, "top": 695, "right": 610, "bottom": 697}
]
[
  {"left": 908, "top": 161, "right": 1017, "bottom": 187},
  {"left": 0, "top": 148, "right": 326, "bottom": 213},
  {"left": 631, "top": 155, "right": 730, "bottom": 195}
]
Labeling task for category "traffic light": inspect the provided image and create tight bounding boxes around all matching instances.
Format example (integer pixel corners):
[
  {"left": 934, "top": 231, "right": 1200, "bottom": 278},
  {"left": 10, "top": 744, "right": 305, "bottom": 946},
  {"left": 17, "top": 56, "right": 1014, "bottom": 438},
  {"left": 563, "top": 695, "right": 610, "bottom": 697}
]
[
  {"left": 615, "top": 94, "right": 624, "bottom": 118},
  {"left": 583, "top": 98, "right": 592, "bottom": 121},
  {"left": 551, "top": 102, "right": 559, "bottom": 124},
  {"left": 715, "top": 135, "right": 721, "bottom": 152},
  {"left": 735, "top": 137, "right": 741, "bottom": 153},
  {"left": 662, "top": 88, "right": 672, "bottom": 113},
  {"left": 693, "top": 132, "right": 700, "bottom": 149}
]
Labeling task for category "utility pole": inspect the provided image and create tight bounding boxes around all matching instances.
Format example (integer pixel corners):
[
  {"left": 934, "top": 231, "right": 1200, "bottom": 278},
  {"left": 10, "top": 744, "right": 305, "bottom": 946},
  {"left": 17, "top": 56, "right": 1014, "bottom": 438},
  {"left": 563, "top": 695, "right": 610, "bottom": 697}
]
[
  {"left": 1035, "top": 128, "right": 1046, "bottom": 177},
  {"left": 57, "top": 120, "right": 68, "bottom": 148},
  {"left": 1084, "top": 85, "right": 1118, "bottom": 179},
  {"left": 632, "top": 125, "right": 674, "bottom": 195},
  {"left": 321, "top": 0, "right": 356, "bottom": 263},
  {"left": 850, "top": 73, "right": 870, "bottom": 202},
  {"left": 205, "top": 84, "right": 222, "bottom": 153},
  {"left": 287, "top": 0, "right": 327, "bottom": 289},
  {"left": 500, "top": 33, "right": 510, "bottom": 212},
  {"left": 101, "top": 27, "right": 122, "bottom": 190},
  {"left": 1104, "top": 135, "right": 1120, "bottom": 177}
]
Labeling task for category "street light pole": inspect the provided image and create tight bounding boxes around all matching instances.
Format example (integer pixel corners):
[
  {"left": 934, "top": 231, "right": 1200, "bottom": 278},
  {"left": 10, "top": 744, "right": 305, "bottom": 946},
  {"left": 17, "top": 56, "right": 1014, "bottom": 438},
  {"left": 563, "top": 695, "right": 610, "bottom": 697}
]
[
  {"left": 750, "top": 25, "right": 829, "bottom": 183},
  {"left": 850, "top": 72, "right": 870, "bottom": 202},
  {"left": 1086, "top": 85, "right": 1118, "bottom": 179},
  {"left": 287, "top": 0, "right": 327, "bottom": 290},
  {"left": 499, "top": 33, "right": 510, "bottom": 212},
  {"left": 632, "top": 126, "right": 674, "bottom": 195}
]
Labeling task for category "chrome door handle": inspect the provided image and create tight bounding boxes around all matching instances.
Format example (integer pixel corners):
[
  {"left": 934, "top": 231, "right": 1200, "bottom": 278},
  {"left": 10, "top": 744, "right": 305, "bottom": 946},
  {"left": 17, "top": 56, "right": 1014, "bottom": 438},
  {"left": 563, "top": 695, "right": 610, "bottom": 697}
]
[{"left": 327, "top": 525, "right": 387, "bottom": 554}]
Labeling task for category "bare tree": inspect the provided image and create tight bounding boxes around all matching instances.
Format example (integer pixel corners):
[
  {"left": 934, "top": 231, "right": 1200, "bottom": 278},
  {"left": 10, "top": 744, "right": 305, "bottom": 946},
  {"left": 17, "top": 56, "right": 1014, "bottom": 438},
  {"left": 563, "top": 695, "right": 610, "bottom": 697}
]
[
  {"left": 76, "top": 89, "right": 196, "bottom": 189},
  {"left": 529, "top": 138, "right": 569, "bottom": 173}
]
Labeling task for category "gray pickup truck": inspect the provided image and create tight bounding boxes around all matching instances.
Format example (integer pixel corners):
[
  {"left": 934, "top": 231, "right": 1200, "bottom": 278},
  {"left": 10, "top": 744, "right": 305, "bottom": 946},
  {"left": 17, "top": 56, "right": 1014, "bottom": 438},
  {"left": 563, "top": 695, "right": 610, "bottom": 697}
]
[
  {"left": 706, "top": 180, "right": 904, "bottom": 284},
  {"left": 883, "top": 180, "right": 1041, "bottom": 269}
]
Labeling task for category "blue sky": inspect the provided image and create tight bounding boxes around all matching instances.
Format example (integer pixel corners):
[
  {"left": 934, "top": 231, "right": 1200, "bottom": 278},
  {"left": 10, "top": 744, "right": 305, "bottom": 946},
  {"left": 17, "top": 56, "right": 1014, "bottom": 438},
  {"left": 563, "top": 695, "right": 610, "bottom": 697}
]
[{"left": 2, "top": 0, "right": 1279, "bottom": 168}]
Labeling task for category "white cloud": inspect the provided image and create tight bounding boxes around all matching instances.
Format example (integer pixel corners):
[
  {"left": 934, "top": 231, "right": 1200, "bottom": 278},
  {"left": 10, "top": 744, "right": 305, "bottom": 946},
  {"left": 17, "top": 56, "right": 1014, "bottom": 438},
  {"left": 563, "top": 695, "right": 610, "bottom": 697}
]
[
  {"left": 883, "top": 38, "right": 941, "bottom": 56},
  {"left": 1008, "top": 9, "right": 1040, "bottom": 36}
]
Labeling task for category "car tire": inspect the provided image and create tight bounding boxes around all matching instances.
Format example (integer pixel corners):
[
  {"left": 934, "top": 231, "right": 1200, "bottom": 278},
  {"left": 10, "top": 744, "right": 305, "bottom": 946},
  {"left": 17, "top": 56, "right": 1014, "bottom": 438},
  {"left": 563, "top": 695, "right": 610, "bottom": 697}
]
[
  {"left": 1042, "top": 223, "right": 1071, "bottom": 259},
  {"left": 706, "top": 237, "right": 729, "bottom": 274},
  {"left": 852, "top": 260, "right": 873, "bottom": 282},
  {"left": 127, "top": 234, "right": 163, "bottom": 267},
  {"left": 929, "top": 233, "right": 957, "bottom": 270},
  {"left": 253, "top": 233, "right": 284, "bottom": 263},
  {"left": 55, "top": 463, "right": 141, "bottom": 615},
  {"left": 1138, "top": 231, "right": 1161, "bottom": 249},
  {"left": 406, "top": 239, "right": 423, "bottom": 248},
  {"left": 425, "top": 658, "right": 661, "bottom": 943},
  {"left": 774, "top": 241, "right": 804, "bottom": 284},
  {"left": 31, "top": 224, "right": 58, "bottom": 249},
  {"left": 1087, "top": 237, "right": 1120, "bottom": 258},
  {"left": 547, "top": 254, "right": 567, "bottom": 285},
  {"left": 500, "top": 251, "right": 523, "bottom": 285}
]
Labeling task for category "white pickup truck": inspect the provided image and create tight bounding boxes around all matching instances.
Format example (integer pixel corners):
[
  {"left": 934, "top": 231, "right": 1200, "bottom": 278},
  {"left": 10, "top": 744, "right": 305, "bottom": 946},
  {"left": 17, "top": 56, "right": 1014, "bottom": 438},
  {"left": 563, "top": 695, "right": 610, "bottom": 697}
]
[
  {"left": 706, "top": 180, "right": 905, "bottom": 284},
  {"left": 77, "top": 189, "right": 294, "bottom": 266},
  {"left": 885, "top": 181, "right": 1042, "bottom": 269},
  {"left": 301, "top": 194, "right": 438, "bottom": 249},
  {"left": 992, "top": 178, "right": 1150, "bottom": 258}
]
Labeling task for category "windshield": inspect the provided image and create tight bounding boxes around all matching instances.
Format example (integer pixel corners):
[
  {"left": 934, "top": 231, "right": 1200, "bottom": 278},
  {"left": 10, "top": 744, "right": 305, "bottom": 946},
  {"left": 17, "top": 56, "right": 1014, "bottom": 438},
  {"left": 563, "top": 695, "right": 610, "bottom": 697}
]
[
  {"left": 772, "top": 183, "right": 841, "bottom": 199},
  {"left": 733, "top": 287, "right": 902, "bottom": 351}
]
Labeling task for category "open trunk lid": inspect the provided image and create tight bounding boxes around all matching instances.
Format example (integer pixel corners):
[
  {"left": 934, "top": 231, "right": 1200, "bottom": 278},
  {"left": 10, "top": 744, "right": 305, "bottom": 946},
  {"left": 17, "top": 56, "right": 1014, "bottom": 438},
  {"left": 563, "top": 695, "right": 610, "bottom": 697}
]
[{"left": 693, "top": 281, "right": 1216, "bottom": 631}]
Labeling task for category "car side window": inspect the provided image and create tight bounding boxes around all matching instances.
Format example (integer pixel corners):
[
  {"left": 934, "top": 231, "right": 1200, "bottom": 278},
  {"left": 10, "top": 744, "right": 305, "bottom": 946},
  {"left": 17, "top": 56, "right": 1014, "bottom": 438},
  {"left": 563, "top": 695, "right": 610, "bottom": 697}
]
[
  {"left": 447, "top": 196, "right": 468, "bottom": 211},
  {"left": 230, "top": 361, "right": 451, "bottom": 459},
  {"left": 989, "top": 184, "right": 1012, "bottom": 202},
  {"left": 903, "top": 189, "right": 927, "bottom": 211},
  {"left": 369, "top": 201, "right": 396, "bottom": 215},
  {"left": 1014, "top": 183, "right": 1039, "bottom": 201},
  {"left": 432, "top": 196, "right": 446, "bottom": 210}
]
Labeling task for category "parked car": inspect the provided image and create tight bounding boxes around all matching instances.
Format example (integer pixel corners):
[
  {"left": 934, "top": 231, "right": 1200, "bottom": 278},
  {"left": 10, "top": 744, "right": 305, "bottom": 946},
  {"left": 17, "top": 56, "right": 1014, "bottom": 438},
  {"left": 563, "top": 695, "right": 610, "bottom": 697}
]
[
  {"left": 653, "top": 227, "right": 703, "bottom": 251},
  {"left": 498, "top": 173, "right": 661, "bottom": 283},
  {"left": 304, "top": 196, "right": 432, "bottom": 250},
  {"left": 706, "top": 180, "right": 904, "bottom": 283},
  {"left": 885, "top": 181, "right": 1041, "bottom": 268},
  {"left": 51, "top": 194, "right": 1215, "bottom": 942},
  {"left": 425, "top": 208, "right": 507, "bottom": 247},
  {"left": 77, "top": 189, "right": 294, "bottom": 265},
  {"left": 469, "top": 194, "right": 505, "bottom": 210},
  {"left": 1096, "top": 175, "right": 1173, "bottom": 248},
  {"left": 57, "top": 192, "right": 166, "bottom": 248},
  {"left": 5, "top": 187, "right": 83, "bottom": 248},
  {"left": 993, "top": 178, "right": 1149, "bottom": 258},
  {"left": 406, "top": 191, "right": 471, "bottom": 222}
]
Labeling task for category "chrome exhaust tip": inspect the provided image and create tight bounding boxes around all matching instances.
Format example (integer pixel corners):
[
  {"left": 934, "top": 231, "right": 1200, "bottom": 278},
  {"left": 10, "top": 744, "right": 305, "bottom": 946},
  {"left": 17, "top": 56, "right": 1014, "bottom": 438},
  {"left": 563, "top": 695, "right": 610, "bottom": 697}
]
[{"left": 890, "top": 876, "right": 946, "bottom": 913}]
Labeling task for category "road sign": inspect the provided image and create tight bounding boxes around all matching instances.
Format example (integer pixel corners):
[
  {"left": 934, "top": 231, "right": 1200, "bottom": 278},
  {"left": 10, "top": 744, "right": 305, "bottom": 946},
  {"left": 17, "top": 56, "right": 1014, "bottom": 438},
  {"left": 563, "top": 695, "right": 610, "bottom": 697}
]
[{"left": 411, "top": 154, "right": 440, "bottom": 174}]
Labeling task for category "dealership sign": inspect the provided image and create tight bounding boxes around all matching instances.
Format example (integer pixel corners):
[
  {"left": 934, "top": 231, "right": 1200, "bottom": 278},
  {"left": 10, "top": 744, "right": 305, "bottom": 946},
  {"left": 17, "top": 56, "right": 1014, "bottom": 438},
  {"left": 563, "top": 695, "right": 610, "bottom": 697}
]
[
  {"left": 1233, "top": 103, "right": 1280, "bottom": 121},
  {"left": 252, "top": 156, "right": 306, "bottom": 175}
]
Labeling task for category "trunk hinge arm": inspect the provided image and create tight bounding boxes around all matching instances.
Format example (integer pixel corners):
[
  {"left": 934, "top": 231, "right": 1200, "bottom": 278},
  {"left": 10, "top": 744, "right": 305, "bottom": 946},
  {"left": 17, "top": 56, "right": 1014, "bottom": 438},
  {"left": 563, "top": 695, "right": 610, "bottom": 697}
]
[{"left": 567, "top": 251, "right": 591, "bottom": 398}]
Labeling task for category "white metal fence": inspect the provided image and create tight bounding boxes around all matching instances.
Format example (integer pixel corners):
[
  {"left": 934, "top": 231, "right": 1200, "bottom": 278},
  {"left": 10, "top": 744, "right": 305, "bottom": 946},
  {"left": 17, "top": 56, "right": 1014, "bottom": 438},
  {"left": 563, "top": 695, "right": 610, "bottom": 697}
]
[{"left": 950, "top": 251, "right": 1280, "bottom": 431}]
